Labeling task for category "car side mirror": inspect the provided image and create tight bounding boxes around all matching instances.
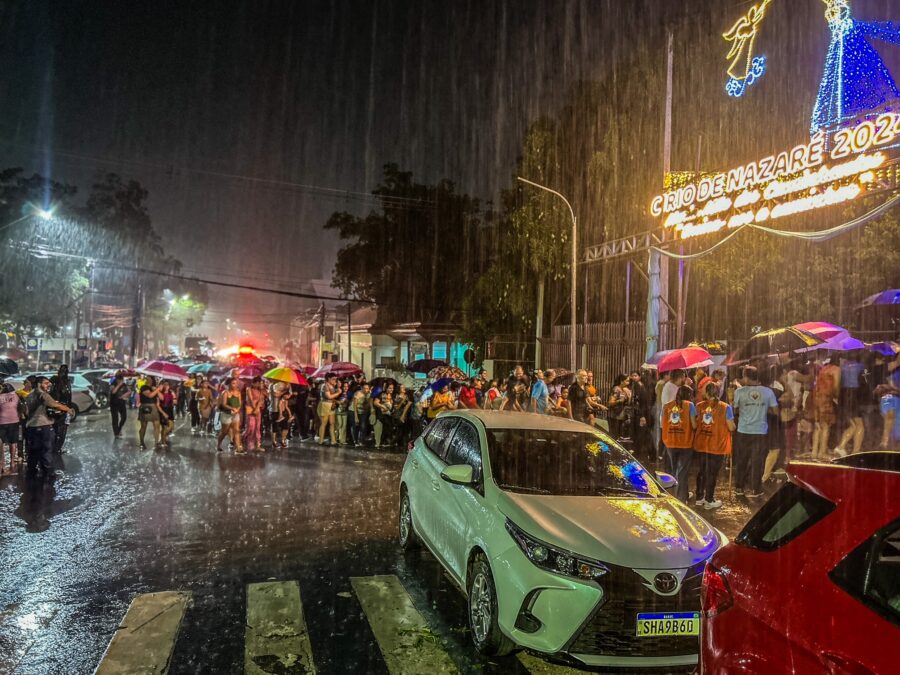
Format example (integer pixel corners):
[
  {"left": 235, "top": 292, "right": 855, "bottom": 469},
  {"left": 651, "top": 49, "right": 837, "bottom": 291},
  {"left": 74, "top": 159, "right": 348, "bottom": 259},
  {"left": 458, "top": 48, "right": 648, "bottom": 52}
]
[
  {"left": 656, "top": 472, "right": 677, "bottom": 490},
  {"left": 441, "top": 464, "right": 474, "bottom": 486}
]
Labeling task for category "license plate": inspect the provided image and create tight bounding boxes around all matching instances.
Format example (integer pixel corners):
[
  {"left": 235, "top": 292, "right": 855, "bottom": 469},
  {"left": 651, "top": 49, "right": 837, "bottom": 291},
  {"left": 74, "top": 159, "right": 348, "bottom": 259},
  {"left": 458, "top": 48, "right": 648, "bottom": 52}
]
[{"left": 635, "top": 612, "right": 699, "bottom": 637}]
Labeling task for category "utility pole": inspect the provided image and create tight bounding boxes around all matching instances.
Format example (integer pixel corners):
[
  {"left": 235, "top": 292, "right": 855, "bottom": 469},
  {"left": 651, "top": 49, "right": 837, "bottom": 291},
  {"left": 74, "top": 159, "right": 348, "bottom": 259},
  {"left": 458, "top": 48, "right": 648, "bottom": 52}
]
[
  {"left": 130, "top": 282, "right": 142, "bottom": 365},
  {"left": 347, "top": 301, "right": 352, "bottom": 363},
  {"left": 646, "top": 30, "right": 674, "bottom": 360}
]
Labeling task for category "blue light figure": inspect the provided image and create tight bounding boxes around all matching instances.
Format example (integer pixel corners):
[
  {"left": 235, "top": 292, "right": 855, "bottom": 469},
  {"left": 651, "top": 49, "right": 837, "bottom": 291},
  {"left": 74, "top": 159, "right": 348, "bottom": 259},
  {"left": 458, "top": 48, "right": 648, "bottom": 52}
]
[{"left": 811, "top": 0, "right": 900, "bottom": 135}]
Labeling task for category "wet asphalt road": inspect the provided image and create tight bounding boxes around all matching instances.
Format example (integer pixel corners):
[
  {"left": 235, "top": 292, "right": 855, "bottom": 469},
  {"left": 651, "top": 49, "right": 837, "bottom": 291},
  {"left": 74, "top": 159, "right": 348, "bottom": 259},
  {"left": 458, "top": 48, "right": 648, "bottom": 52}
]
[{"left": 0, "top": 411, "right": 762, "bottom": 674}]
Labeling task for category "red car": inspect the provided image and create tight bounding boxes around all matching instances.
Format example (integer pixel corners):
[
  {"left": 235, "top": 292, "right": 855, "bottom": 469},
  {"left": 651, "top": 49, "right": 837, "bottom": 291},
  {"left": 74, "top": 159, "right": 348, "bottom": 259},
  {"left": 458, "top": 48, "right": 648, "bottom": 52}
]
[{"left": 700, "top": 452, "right": 900, "bottom": 674}]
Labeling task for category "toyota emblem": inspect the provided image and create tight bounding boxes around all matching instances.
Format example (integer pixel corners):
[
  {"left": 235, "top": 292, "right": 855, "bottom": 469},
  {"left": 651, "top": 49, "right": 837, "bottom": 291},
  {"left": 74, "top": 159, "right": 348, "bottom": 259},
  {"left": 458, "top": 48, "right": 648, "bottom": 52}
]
[{"left": 653, "top": 572, "right": 678, "bottom": 594}]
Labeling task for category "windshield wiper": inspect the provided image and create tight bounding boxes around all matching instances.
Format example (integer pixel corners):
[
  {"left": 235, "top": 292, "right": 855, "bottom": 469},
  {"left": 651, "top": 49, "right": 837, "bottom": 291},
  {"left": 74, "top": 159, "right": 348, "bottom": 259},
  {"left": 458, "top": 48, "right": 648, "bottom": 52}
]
[
  {"left": 594, "top": 486, "right": 650, "bottom": 497},
  {"left": 497, "top": 483, "right": 551, "bottom": 495}
]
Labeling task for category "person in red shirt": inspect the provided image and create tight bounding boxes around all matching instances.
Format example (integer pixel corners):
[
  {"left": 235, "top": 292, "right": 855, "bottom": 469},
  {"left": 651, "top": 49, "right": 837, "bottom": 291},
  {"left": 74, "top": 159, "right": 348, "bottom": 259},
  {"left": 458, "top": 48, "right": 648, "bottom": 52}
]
[{"left": 458, "top": 378, "right": 479, "bottom": 409}]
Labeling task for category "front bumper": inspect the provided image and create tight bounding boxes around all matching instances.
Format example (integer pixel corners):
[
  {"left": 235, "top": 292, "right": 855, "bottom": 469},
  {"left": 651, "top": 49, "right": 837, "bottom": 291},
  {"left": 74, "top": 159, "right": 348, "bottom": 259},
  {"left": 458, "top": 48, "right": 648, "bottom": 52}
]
[{"left": 491, "top": 543, "right": 704, "bottom": 669}]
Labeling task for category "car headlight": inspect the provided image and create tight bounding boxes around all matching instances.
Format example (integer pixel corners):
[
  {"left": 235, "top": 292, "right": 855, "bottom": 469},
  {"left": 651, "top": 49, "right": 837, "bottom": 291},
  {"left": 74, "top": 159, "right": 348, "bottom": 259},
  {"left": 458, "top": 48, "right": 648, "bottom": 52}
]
[{"left": 505, "top": 519, "right": 608, "bottom": 582}]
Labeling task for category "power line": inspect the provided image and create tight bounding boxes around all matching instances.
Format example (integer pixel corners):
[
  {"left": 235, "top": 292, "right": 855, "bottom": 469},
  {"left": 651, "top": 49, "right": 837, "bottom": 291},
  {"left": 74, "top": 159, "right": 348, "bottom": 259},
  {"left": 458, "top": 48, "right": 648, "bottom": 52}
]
[{"left": 0, "top": 140, "right": 438, "bottom": 209}]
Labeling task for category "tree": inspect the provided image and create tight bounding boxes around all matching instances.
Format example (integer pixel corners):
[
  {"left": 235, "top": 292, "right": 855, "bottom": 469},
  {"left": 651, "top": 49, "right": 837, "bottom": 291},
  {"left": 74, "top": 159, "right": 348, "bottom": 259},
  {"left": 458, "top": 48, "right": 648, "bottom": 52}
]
[{"left": 325, "top": 164, "right": 485, "bottom": 326}]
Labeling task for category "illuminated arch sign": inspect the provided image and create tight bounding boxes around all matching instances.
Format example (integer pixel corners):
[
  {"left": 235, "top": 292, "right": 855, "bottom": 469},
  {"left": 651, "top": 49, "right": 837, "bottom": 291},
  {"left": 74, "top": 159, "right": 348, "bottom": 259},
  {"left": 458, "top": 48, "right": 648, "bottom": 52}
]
[{"left": 649, "top": 113, "right": 900, "bottom": 239}]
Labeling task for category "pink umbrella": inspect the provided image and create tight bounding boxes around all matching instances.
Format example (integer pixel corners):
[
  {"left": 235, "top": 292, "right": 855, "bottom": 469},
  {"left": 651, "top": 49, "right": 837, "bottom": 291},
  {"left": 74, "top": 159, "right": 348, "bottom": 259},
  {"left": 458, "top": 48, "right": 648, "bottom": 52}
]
[
  {"left": 656, "top": 347, "right": 714, "bottom": 374},
  {"left": 793, "top": 322, "right": 848, "bottom": 341},
  {"left": 312, "top": 361, "right": 362, "bottom": 378},
  {"left": 236, "top": 366, "right": 263, "bottom": 380},
  {"left": 137, "top": 360, "right": 190, "bottom": 381}
]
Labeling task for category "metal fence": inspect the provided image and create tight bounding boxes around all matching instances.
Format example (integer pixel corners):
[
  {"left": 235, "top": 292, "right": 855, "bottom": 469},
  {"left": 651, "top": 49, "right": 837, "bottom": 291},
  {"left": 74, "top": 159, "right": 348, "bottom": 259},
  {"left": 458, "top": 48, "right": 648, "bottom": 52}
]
[{"left": 542, "top": 321, "right": 675, "bottom": 394}]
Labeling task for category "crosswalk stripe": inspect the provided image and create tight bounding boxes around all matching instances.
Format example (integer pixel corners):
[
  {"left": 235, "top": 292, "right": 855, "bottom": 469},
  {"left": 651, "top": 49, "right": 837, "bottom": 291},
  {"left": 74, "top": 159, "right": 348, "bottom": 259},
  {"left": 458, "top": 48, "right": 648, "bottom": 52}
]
[
  {"left": 245, "top": 581, "right": 316, "bottom": 675},
  {"left": 94, "top": 591, "right": 191, "bottom": 675},
  {"left": 350, "top": 575, "right": 458, "bottom": 675}
]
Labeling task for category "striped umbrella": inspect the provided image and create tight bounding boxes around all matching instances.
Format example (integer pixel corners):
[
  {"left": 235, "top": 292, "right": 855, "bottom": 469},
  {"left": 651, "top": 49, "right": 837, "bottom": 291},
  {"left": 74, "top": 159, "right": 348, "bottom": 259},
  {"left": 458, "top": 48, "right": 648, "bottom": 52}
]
[
  {"left": 264, "top": 367, "right": 309, "bottom": 386},
  {"left": 793, "top": 322, "right": 848, "bottom": 341}
]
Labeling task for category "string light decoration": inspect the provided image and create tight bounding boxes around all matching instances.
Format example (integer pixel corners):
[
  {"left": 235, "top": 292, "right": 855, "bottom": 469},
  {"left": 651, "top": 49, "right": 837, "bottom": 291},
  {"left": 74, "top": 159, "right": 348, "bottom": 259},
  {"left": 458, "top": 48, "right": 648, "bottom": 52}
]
[
  {"left": 723, "top": 0, "right": 773, "bottom": 96},
  {"left": 811, "top": 0, "right": 900, "bottom": 135}
]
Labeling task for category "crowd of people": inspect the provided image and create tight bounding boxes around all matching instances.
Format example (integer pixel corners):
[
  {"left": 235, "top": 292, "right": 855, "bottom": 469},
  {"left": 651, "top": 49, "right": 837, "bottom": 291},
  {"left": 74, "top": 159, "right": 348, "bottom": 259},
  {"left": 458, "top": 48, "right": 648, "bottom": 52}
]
[{"left": 1, "top": 351, "right": 897, "bottom": 503}]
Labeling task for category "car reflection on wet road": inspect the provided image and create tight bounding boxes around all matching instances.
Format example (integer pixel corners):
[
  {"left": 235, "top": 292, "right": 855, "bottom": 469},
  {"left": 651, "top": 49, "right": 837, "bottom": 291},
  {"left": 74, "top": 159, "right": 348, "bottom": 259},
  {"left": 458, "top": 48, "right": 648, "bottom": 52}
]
[{"left": 0, "top": 413, "right": 758, "bottom": 674}]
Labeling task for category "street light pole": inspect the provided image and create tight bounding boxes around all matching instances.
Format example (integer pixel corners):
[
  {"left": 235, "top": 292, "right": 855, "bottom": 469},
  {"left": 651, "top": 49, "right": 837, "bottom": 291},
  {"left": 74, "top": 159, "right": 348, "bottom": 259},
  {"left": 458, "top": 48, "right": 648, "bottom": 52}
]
[{"left": 517, "top": 177, "right": 577, "bottom": 374}]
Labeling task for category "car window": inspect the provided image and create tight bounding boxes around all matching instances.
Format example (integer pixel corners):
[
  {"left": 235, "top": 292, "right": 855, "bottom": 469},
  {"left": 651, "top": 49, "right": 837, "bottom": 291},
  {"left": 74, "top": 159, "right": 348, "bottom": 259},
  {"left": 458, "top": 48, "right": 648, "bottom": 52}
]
[
  {"left": 485, "top": 428, "right": 662, "bottom": 497},
  {"left": 423, "top": 418, "right": 459, "bottom": 461},
  {"left": 736, "top": 483, "right": 835, "bottom": 551},
  {"left": 444, "top": 421, "right": 483, "bottom": 482},
  {"left": 831, "top": 520, "right": 900, "bottom": 626}
]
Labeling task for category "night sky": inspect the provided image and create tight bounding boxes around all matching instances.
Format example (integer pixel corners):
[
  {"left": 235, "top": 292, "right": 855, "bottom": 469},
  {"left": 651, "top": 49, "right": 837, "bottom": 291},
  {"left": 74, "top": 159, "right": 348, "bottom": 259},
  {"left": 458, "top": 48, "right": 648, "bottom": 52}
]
[{"left": 1, "top": 0, "right": 897, "bottom": 343}]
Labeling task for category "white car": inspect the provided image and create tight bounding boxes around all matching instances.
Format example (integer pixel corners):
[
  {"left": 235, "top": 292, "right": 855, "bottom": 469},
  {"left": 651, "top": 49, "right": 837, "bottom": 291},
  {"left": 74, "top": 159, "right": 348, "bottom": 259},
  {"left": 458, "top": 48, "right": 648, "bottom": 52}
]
[
  {"left": 399, "top": 410, "right": 724, "bottom": 671},
  {"left": 3, "top": 374, "right": 97, "bottom": 414}
]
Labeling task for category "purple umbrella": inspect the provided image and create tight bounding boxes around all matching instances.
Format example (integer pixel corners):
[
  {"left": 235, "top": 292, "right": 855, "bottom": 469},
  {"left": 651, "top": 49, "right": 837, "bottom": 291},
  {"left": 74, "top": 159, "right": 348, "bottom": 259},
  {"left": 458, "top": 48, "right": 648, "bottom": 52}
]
[
  {"left": 860, "top": 288, "right": 900, "bottom": 307},
  {"left": 797, "top": 334, "right": 865, "bottom": 353}
]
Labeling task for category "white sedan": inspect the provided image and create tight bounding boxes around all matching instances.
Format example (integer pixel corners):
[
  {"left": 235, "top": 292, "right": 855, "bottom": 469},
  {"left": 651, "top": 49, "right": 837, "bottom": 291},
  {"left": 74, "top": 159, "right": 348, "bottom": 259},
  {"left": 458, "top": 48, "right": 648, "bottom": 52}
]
[{"left": 399, "top": 410, "right": 724, "bottom": 671}]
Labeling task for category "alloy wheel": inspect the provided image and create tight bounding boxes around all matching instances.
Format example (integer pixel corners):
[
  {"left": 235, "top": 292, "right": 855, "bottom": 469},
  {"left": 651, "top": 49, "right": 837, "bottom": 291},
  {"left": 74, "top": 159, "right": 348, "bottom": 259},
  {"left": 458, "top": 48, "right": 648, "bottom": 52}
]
[
  {"left": 399, "top": 494, "right": 412, "bottom": 545},
  {"left": 469, "top": 571, "right": 491, "bottom": 643}
]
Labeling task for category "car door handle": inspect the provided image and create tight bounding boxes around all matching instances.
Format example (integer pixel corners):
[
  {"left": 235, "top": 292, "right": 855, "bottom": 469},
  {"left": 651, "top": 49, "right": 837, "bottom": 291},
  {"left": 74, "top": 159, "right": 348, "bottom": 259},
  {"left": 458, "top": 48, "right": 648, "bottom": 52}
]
[
  {"left": 411, "top": 459, "right": 419, "bottom": 469},
  {"left": 431, "top": 479, "right": 440, "bottom": 491}
]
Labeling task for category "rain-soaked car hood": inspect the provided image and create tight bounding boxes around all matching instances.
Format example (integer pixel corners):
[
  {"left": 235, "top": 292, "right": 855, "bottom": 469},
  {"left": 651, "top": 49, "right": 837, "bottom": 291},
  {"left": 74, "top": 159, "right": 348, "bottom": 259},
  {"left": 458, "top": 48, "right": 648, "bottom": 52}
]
[{"left": 498, "top": 491, "right": 721, "bottom": 570}]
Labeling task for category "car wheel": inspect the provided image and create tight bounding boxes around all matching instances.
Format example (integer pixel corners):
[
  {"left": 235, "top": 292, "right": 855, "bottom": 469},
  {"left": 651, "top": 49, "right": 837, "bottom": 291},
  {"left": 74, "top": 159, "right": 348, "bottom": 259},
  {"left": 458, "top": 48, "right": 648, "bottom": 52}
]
[
  {"left": 96, "top": 393, "right": 109, "bottom": 409},
  {"left": 467, "top": 555, "right": 515, "bottom": 656},
  {"left": 398, "top": 489, "right": 419, "bottom": 550},
  {"left": 70, "top": 404, "right": 80, "bottom": 417}
]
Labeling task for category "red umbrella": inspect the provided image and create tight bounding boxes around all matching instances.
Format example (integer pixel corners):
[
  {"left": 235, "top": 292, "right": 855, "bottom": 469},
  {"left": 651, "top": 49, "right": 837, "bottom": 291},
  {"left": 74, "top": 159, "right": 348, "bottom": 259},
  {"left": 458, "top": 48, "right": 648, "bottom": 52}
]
[
  {"left": 312, "top": 361, "right": 362, "bottom": 378},
  {"left": 137, "top": 360, "right": 190, "bottom": 382},
  {"left": 656, "top": 347, "right": 714, "bottom": 374}
]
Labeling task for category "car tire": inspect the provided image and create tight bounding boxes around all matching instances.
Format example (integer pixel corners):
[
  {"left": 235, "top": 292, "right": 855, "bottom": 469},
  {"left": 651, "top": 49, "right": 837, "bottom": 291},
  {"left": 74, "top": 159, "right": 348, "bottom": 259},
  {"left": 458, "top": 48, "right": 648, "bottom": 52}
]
[
  {"left": 467, "top": 555, "right": 516, "bottom": 656},
  {"left": 398, "top": 489, "right": 419, "bottom": 551},
  {"left": 96, "top": 393, "right": 109, "bottom": 409},
  {"left": 71, "top": 404, "right": 80, "bottom": 416}
]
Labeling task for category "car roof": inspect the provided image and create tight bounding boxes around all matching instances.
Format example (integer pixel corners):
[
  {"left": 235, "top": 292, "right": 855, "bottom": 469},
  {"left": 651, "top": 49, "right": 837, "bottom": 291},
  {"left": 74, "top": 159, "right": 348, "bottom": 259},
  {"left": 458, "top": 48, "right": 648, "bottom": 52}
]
[
  {"left": 440, "top": 409, "right": 595, "bottom": 433},
  {"left": 788, "top": 457, "right": 900, "bottom": 508}
]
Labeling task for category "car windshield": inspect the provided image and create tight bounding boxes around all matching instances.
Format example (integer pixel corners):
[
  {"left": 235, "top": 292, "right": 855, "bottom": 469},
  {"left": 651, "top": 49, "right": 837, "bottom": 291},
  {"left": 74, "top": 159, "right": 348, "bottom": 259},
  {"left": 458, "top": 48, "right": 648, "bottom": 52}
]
[{"left": 486, "top": 428, "right": 662, "bottom": 497}]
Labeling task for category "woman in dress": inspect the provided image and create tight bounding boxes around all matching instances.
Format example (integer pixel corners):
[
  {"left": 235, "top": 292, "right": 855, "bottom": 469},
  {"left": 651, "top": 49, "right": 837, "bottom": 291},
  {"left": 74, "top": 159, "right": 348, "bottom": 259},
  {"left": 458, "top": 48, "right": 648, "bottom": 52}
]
[
  {"left": 137, "top": 377, "right": 162, "bottom": 449},
  {"left": 157, "top": 382, "right": 176, "bottom": 448},
  {"left": 242, "top": 378, "right": 264, "bottom": 451},
  {"left": 216, "top": 378, "right": 243, "bottom": 453}
]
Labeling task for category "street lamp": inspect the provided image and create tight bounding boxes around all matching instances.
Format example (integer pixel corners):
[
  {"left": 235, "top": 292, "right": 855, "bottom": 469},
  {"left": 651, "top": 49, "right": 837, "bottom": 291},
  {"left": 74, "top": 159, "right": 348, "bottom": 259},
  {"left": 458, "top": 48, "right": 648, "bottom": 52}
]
[
  {"left": 517, "top": 176, "right": 577, "bottom": 374},
  {"left": 0, "top": 205, "right": 56, "bottom": 233}
]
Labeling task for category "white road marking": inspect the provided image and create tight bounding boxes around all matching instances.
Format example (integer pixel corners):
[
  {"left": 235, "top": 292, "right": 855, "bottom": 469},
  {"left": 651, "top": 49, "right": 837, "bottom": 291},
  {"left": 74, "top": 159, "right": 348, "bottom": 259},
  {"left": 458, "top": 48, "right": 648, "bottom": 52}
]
[
  {"left": 94, "top": 591, "right": 191, "bottom": 675},
  {"left": 350, "top": 575, "right": 458, "bottom": 674},
  {"left": 245, "top": 580, "right": 316, "bottom": 674}
]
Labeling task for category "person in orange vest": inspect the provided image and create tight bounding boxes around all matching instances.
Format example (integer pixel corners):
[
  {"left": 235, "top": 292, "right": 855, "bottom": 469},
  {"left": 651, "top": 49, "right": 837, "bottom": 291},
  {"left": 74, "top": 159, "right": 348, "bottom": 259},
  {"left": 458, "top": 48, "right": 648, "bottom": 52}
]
[
  {"left": 662, "top": 385, "right": 696, "bottom": 502},
  {"left": 693, "top": 382, "right": 735, "bottom": 510}
]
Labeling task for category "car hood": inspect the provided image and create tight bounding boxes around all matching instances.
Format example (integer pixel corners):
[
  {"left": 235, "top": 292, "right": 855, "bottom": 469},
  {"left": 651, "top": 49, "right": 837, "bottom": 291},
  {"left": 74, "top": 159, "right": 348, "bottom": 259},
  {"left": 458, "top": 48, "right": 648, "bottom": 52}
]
[{"left": 498, "top": 491, "right": 720, "bottom": 570}]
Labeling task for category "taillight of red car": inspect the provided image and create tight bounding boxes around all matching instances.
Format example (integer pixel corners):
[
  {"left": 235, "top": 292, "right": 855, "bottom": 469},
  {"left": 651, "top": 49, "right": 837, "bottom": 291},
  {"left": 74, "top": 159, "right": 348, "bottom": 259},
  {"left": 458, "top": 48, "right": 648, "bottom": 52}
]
[{"left": 701, "top": 564, "right": 733, "bottom": 617}]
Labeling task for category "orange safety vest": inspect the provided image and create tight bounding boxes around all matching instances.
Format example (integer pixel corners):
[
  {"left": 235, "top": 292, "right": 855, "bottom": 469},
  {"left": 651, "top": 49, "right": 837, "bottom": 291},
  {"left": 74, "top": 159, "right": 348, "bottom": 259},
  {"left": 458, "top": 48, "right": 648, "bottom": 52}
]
[
  {"left": 693, "top": 400, "right": 733, "bottom": 456},
  {"left": 662, "top": 400, "right": 694, "bottom": 449}
]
